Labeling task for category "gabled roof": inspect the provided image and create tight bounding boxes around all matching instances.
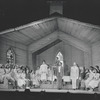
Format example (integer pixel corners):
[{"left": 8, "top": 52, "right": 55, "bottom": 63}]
[
  {"left": 0, "top": 16, "right": 100, "bottom": 46},
  {"left": 0, "top": 17, "right": 57, "bottom": 45}
]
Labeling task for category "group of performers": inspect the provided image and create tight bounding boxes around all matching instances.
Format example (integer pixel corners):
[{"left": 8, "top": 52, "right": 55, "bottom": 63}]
[
  {"left": 0, "top": 60, "right": 100, "bottom": 92},
  {"left": 83, "top": 66, "right": 100, "bottom": 91},
  {"left": 0, "top": 61, "right": 57, "bottom": 89},
  {"left": 70, "top": 63, "right": 100, "bottom": 91}
]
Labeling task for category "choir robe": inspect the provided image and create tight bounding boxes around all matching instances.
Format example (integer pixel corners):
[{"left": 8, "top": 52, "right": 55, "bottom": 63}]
[{"left": 70, "top": 66, "right": 79, "bottom": 89}]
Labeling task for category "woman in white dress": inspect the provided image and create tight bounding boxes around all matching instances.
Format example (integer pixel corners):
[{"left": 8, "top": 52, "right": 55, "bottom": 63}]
[
  {"left": 40, "top": 60, "right": 48, "bottom": 83},
  {"left": 85, "top": 67, "right": 95, "bottom": 89},
  {"left": 88, "top": 66, "right": 100, "bottom": 91},
  {"left": 16, "top": 68, "right": 26, "bottom": 88},
  {"left": 30, "top": 70, "right": 39, "bottom": 87}
]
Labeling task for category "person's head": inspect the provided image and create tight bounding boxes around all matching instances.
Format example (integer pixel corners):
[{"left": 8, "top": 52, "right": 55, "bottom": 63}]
[
  {"left": 56, "top": 57, "right": 59, "bottom": 60},
  {"left": 73, "top": 62, "right": 76, "bottom": 66},
  {"left": 89, "top": 66, "right": 94, "bottom": 72},
  {"left": 92, "top": 68, "right": 97, "bottom": 73},
  {"left": 42, "top": 60, "right": 46, "bottom": 64},
  {"left": 56, "top": 57, "right": 60, "bottom": 61}
]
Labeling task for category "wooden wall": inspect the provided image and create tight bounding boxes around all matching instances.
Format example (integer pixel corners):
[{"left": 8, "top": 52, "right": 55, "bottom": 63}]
[
  {"left": 92, "top": 41, "right": 100, "bottom": 67},
  {"left": 36, "top": 41, "right": 85, "bottom": 75},
  {"left": 0, "top": 31, "right": 92, "bottom": 71},
  {"left": 0, "top": 37, "right": 28, "bottom": 66},
  {"left": 28, "top": 31, "right": 92, "bottom": 71}
]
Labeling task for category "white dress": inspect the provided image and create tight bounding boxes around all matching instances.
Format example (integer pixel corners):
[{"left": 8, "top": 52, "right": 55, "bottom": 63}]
[
  {"left": 85, "top": 71, "right": 94, "bottom": 88},
  {"left": 40, "top": 63, "right": 48, "bottom": 81},
  {"left": 88, "top": 73, "right": 100, "bottom": 89},
  {"left": 17, "top": 73, "right": 26, "bottom": 87}
]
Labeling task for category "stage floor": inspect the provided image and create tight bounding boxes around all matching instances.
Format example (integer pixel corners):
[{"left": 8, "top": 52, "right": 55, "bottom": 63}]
[
  {"left": 0, "top": 88, "right": 100, "bottom": 94},
  {"left": 0, "top": 83, "right": 100, "bottom": 94}
]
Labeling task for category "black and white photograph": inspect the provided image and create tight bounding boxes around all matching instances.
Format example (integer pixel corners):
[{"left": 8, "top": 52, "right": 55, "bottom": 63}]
[{"left": 0, "top": 0, "right": 100, "bottom": 99}]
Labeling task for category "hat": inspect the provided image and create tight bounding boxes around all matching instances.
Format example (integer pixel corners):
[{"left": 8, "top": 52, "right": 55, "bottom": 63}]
[
  {"left": 94, "top": 66, "right": 100, "bottom": 73},
  {"left": 89, "top": 66, "right": 94, "bottom": 71},
  {"left": 85, "top": 68, "right": 89, "bottom": 73}
]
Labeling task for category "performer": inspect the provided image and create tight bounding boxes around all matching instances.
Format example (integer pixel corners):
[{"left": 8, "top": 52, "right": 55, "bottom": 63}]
[
  {"left": 55, "top": 57, "right": 63, "bottom": 89},
  {"left": 25, "top": 66, "right": 30, "bottom": 89},
  {"left": 78, "top": 66, "right": 85, "bottom": 89},
  {"left": 35, "top": 67, "right": 41, "bottom": 82},
  {"left": 16, "top": 68, "right": 26, "bottom": 89},
  {"left": 86, "top": 66, "right": 100, "bottom": 91},
  {"left": 30, "top": 71, "right": 39, "bottom": 88},
  {"left": 55, "top": 57, "right": 60, "bottom": 67},
  {"left": 79, "top": 66, "right": 85, "bottom": 80},
  {"left": 39, "top": 60, "right": 48, "bottom": 83},
  {"left": 84, "top": 66, "right": 95, "bottom": 89},
  {"left": 55, "top": 57, "right": 60, "bottom": 76},
  {"left": 47, "top": 66, "right": 52, "bottom": 83},
  {"left": 57, "top": 61, "right": 63, "bottom": 89},
  {"left": 79, "top": 66, "right": 85, "bottom": 90},
  {"left": 70, "top": 62, "right": 79, "bottom": 90}
]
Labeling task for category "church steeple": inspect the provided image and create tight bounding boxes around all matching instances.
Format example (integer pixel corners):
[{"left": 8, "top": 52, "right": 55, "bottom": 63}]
[{"left": 47, "top": 0, "right": 64, "bottom": 16}]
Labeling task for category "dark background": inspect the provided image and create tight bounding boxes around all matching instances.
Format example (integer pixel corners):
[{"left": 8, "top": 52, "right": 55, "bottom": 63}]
[{"left": 0, "top": 0, "right": 100, "bottom": 32}]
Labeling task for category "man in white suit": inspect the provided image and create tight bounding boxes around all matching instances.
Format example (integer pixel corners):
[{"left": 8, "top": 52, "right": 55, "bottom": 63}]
[{"left": 70, "top": 62, "right": 79, "bottom": 90}]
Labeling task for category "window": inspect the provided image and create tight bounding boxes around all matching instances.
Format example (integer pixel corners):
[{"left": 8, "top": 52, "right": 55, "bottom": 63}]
[
  {"left": 6, "top": 47, "right": 15, "bottom": 64},
  {"left": 56, "top": 52, "right": 64, "bottom": 67}
]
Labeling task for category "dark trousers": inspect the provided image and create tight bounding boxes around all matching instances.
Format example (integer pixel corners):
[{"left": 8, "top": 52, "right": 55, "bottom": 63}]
[{"left": 57, "top": 72, "right": 62, "bottom": 89}]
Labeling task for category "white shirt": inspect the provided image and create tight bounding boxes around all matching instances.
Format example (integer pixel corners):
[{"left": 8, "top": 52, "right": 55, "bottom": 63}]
[{"left": 70, "top": 66, "right": 79, "bottom": 79}]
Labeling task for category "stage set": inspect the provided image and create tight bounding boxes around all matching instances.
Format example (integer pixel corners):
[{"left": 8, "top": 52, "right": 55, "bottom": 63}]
[
  {"left": 1, "top": 1, "right": 100, "bottom": 100},
  {"left": 0, "top": 51, "right": 100, "bottom": 93}
]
